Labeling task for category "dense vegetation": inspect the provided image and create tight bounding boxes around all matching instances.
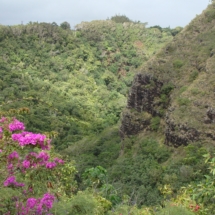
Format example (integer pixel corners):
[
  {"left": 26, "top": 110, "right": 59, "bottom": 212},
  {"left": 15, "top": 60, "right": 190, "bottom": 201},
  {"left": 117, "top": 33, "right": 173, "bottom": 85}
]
[
  {"left": 0, "top": 19, "right": 173, "bottom": 150},
  {"left": 2, "top": 2, "right": 215, "bottom": 213}
]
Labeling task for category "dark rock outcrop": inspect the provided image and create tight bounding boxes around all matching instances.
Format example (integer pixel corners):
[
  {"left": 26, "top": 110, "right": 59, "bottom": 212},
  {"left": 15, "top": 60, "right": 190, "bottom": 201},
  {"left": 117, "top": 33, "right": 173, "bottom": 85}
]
[
  {"left": 120, "top": 2, "right": 215, "bottom": 147},
  {"left": 205, "top": 107, "right": 215, "bottom": 124},
  {"left": 119, "top": 110, "right": 151, "bottom": 139},
  {"left": 127, "top": 73, "right": 163, "bottom": 113},
  {"left": 165, "top": 116, "right": 200, "bottom": 147},
  {"left": 120, "top": 74, "right": 163, "bottom": 139}
]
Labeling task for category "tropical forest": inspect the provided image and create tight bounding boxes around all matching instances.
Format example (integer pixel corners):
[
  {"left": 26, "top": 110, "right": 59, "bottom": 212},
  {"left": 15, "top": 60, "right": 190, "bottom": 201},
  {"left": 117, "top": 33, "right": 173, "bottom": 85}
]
[{"left": 1, "top": 2, "right": 215, "bottom": 214}]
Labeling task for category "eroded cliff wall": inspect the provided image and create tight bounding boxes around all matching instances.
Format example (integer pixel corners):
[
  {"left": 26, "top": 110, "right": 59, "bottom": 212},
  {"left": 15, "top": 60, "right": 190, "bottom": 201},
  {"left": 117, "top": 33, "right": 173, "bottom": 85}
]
[{"left": 120, "top": 2, "right": 215, "bottom": 147}]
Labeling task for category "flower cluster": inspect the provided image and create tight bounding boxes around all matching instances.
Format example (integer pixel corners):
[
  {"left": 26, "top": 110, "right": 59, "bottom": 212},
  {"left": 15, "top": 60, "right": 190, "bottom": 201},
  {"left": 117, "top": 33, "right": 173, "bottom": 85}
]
[
  {"left": 22, "top": 151, "right": 64, "bottom": 170},
  {"left": 18, "top": 193, "right": 55, "bottom": 215},
  {"left": 4, "top": 176, "right": 25, "bottom": 187},
  {"left": 7, "top": 151, "right": 20, "bottom": 174},
  {"left": 12, "top": 132, "right": 50, "bottom": 150},
  {"left": 0, "top": 117, "right": 64, "bottom": 214},
  {"left": 8, "top": 151, "right": 19, "bottom": 160},
  {"left": 9, "top": 119, "right": 25, "bottom": 132},
  {"left": 0, "top": 117, "right": 7, "bottom": 123}
]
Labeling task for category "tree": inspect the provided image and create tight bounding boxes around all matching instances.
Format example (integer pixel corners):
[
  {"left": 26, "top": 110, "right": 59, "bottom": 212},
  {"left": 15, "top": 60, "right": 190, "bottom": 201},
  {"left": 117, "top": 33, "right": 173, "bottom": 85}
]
[
  {"left": 110, "top": 15, "right": 132, "bottom": 23},
  {"left": 60, "top": 21, "right": 71, "bottom": 30}
]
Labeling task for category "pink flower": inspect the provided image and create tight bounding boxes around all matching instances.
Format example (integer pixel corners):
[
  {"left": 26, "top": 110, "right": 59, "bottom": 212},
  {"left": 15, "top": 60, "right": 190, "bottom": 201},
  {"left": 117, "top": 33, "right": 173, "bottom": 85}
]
[
  {"left": 40, "top": 193, "right": 55, "bottom": 209},
  {"left": 24, "top": 193, "right": 55, "bottom": 214},
  {"left": 9, "top": 119, "right": 25, "bottom": 132},
  {"left": 0, "top": 127, "right": 3, "bottom": 133},
  {"left": 8, "top": 151, "right": 19, "bottom": 160},
  {"left": 4, "top": 176, "right": 16, "bottom": 186},
  {"left": 26, "top": 198, "right": 38, "bottom": 209},
  {"left": 37, "top": 151, "right": 50, "bottom": 162},
  {"left": 12, "top": 132, "right": 50, "bottom": 149},
  {"left": 22, "top": 160, "right": 31, "bottom": 169},
  {"left": 45, "top": 162, "right": 56, "bottom": 169},
  {"left": 54, "top": 158, "right": 64, "bottom": 164},
  {"left": 3, "top": 176, "right": 24, "bottom": 187},
  {"left": 7, "top": 163, "right": 14, "bottom": 173},
  {"left": 0, "top": 117, "right": 7, "bottom": 123},
  {"left": 0, "top": 149, "right": 2, "bottom": 153}
]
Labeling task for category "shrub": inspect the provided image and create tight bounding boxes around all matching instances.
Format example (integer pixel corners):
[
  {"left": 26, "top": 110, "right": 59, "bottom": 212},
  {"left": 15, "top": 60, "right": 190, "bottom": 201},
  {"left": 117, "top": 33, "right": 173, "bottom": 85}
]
[
  {"left": 173, "top": 60, "right": 184, "bottom": 69},
  {"left": 177, "top": 97, "right": 190, "bottom": 106},
  {"left": 161, "top": 82, "right": 174, "bottom": 95},
  {"left": 0, "top": 116, "right": 76, "bottom": 214},
  {"left": 156, "top": 204, "right": 195, "bottom": 215},
  {"left": 189, "top": 70, "right": 198, "bottom": 82},
  {"left": 150, "top": 116, "right": 160, "bottom": 131}
]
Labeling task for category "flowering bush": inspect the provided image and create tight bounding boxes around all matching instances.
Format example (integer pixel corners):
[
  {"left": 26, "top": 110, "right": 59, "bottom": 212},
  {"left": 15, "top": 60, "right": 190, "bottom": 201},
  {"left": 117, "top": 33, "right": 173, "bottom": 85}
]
[{"left": 0, "top": 117, "right": 76, "bottom": 215}]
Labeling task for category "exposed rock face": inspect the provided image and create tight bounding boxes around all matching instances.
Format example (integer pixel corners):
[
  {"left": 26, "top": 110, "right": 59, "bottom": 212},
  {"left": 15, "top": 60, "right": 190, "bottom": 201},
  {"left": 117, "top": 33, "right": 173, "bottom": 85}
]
[
  {"left": 119, "top": 109, "right": 151, "bottom": 138},
  {"left": 120, "top": 75, "right": 201, "bottom": 146},
  {"left": 120, "top": 74, "right": 163, "bottom": 139},
  {"left": 205, "top": 108, "right": 215, "bottom": 124},
  {"left": 127, "top": 73, "right": 163, "bottom": 113},
  {"left": 165, "top": 115, "right": 200, "bottom": 147},
  {"left": 120, "top": 2, "right": 215, "bottom": 147}
]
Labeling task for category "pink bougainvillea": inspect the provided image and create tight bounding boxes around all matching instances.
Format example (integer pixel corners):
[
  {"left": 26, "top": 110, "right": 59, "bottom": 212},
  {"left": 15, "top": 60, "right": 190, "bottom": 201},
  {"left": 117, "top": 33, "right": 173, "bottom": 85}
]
[
  {"left": 8, "top": 151, "right": 19, "bottom": 160},
  {"left": 19, "top": 193, "right": 55, "bottom": 215},
  {"left": 0, "top": 117, "right": 7, "bottom": 123},
  {"left": 11, "top": 132, "right": 51, "bottom": 150},
  {"left": 4, "top": 176, "right": 25, "bottom": 187},
  {"left": 0, "top": 117, "right": 65, "bottom": 214},
  {"left": 9, "top": 119, "right": 25, "bottom": 132}
]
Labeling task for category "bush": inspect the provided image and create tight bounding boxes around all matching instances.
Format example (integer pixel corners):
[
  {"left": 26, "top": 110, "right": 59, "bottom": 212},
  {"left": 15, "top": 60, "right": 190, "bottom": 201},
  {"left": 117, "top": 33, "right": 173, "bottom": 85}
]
[
  {"left": 177, "top": 97, "right": 190, "bottom": 106},
  {"left": 173, "top": 60, "right": 184, "bottom": 69},
  {"left": 161, "top": 82, "right": 174, "bottom": 95},
  {"left": 189, "top": 70, "right": 198, "bottom": 82},
  {"left": 156, "top": 204, "right": 195, "bottom": 215},
  {"left": 150, "top": 116, "right": 160, "bottom": 131}
]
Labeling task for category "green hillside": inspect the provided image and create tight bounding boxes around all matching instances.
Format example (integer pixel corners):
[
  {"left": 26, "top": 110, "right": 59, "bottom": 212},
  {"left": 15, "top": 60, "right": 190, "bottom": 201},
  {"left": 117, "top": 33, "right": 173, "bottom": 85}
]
[
  {"left": 65, "top": 2, "right": 215, "bottom": 213},
  {"left": 0, "top": 19, "right": 173, "bottom": 150},
  {"left": 2, "top": 3, "right": 215, "bottom": 213}
]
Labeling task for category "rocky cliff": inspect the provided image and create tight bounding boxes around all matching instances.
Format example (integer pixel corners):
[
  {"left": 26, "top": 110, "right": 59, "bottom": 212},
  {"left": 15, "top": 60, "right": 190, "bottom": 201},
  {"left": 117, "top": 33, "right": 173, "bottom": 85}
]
[{"left": 120, "top": 2, "right": 215, "bottom": 147}]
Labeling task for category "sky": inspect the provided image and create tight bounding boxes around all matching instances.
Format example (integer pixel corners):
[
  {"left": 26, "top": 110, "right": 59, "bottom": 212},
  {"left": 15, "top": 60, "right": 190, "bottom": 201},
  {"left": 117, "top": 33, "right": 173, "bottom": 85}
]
[{"left": 0, "top": 0, "right": 210, "bottom": 29}]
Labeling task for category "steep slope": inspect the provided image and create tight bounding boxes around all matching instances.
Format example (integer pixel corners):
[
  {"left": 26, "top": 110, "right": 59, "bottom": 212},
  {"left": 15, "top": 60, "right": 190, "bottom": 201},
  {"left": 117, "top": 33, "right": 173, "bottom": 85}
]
[
  {"left": 0, "top": 20, "right": 173, "bottom": 149},
  {"left": 121, "top": 2, "right": 215, "bottom": 147}
]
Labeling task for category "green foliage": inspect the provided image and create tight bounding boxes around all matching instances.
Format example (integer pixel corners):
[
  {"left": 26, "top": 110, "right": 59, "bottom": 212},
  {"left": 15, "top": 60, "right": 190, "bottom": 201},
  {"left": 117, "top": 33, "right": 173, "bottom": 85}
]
[
  {"left": 205, "top": 9, "right": 215, "bottom": 22},
  {"left": 110, "top": 15, "right": 132, "bottom": 23},
  {"left": 0, "top": 21, "right": 172, "bottom": 150},
  {"left": 150, "top": 25, "right": 183, "bottom": 36},
  {"left": 171, "top": 26, "right": 183, "bottom": 36},
  {"left": 186, "top": 153, "right": 215, "bottom": 213},
  {"left": 156, "top": 204, "right": 195, "bottom": 215},
  {"left": 161, "top": 82, "right": 174, "bottom": 95},
  {"left": 52, "top": 192, "right": 97, "bottom": 215},
  {"left": 83, "top": 166, "right": 107, "bottom": 189},
  {"left": 109, "top": 138, "right": 170, "bottom": 206},
  {"left": 189, "top": 70, "right": 198, "bottom": 82},
  {"left": 177, "top": 97, "right": 190, "bottom": 106},
  {"left": 173, "top": 59, "right": 184, "bottom": 69},
  {"left": 150, "top": 116, "right": 160, "bottom": 131},
  {"left": 60, "top": 21, "right": 71, "bottom": 29},
  {"left": 179, "top": 86, "right": 188, "bottom": 94}
]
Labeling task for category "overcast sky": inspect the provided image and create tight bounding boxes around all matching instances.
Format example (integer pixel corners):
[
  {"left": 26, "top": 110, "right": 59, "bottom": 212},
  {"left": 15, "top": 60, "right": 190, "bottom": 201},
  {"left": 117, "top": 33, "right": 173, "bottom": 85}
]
[{"left": 0, "top": 0, "right": 210, "bottom": 29}]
